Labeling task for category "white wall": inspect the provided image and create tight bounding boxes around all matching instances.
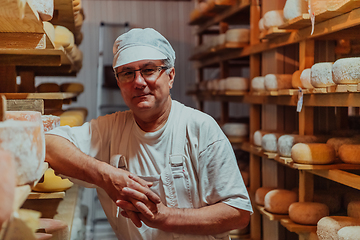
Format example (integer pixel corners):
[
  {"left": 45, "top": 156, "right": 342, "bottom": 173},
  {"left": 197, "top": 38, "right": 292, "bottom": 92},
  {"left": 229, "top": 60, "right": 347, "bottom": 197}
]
[{"left": 37, "top": 0, "right": 196, "bottom": 121}]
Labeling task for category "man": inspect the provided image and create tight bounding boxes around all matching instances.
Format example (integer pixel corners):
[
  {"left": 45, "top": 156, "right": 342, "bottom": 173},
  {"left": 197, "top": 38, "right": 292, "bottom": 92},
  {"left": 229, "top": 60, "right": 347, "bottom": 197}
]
[{"left": 45, "top": 28, "right": 252, "bottom": 240}]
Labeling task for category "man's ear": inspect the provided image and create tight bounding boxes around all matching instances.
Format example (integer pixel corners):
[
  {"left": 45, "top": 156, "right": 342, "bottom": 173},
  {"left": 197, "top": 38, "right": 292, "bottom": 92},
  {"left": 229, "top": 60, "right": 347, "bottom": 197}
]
[{"left": 168, "top": 68, "right": 175, "bottom": 89}]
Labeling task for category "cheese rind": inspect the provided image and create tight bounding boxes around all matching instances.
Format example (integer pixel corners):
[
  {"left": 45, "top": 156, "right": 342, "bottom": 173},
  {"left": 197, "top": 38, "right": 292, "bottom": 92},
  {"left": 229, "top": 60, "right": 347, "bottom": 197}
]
[
  {"left": 311, "top": 62, "right": 335, "bottom": 88},
  {"left": 283, "top": 0, "right": 308, "bottom": 21},
  {"left": 278, "top": 134, "right": 319, "bottom": 157},
  {"left": 300, "top": 68, "right": 314, "bottom": 89},
  {"left": 332, "top": 58, "right": 360, "bottom": 84},
  {"left": 255, "top": 187, "right": 276, "bottom": 206},
  {"left": 291, "top": 143, "right": 336, "bottom": 164},
  {"left": 339, "top": 144, "right": 360, "bottom": 164},
  {"left": 317, "top": 216, "right": 360, "bottom": 240},
  {"left": 224, "top": 77, "right": 248, "bottom": 91},
  {"left": 225, "top": 29, "right": 250, "bottom": 43},
  {"left": 27, "top": 0, "right": 54, "bottom": 21},
  {"left": 263, "top": 10, "right": 285, "bottom": 29},
  {"left": 289, "top": 202, "right": 329, "bottom": 225},
  {"left": 262, "top": 133, "right": 282, "bottom": 152},
  {"left": 253, "top": 130, "right": 270, "bottom": 146},
  {"left": 221, "top": 123, "right": 248, "bottom": 137},
  {"left": 338, "top": 226, "right": 360, "bottom": 240},
  {"left": 0, "top": 150, "right": 15, "bottom": 226},
  {"left": 347, "top": 201, "right": 360, "bottom": 219},
  {"left": 264, "top": 189, "right": 298, "bottom": 214},
  {"left": 264, "top": 74, "right": 293, "bottom": 90},
  {"left": 326, "top": 137, "right": 360, "bottom": 157},
  {"left": 292, "top": 70, "right": 302, "bottom": 89},
  {"left": 251, "top": 76, "right": 265, "bottom": 91},
  {"left": 41, "top": 115, "right": 60, "bottom": 132}
]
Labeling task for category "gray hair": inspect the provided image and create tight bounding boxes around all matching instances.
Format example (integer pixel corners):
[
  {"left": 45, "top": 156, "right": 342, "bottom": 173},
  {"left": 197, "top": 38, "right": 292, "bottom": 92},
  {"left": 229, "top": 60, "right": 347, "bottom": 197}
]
[{"left": 162, "top": 58, "right": 174, "bottom": 75}]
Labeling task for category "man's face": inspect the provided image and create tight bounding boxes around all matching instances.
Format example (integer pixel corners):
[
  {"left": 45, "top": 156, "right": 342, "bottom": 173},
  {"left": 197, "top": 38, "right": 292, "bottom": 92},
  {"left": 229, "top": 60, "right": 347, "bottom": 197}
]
[{"left": 115, "top": 60, "right": 175, "bottom": 114}]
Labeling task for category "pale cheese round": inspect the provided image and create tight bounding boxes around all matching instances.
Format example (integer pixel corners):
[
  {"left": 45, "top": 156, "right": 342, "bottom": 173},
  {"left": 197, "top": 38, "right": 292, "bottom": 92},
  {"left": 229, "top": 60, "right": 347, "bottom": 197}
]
[
  {"left": 291, "top": 143, "right": 336, "bottom": 165},
  {"left": 326, "top": 137, "right": 360, "bottom": 157},
  {"left": 225, "top": 29, "right": 250, "bottom": 43},
  {"left": 339, "top": 144, "right": 360, "bottom": 164},
  {"left": 251, "top": 76, "right": 265, "bottom": 91},
  {"left": 332, "top": 58, "right": 360, "bottom": 84},
  {"left": 300, "top": 68, "right": 314, "bottom": 89},
  {"left": 54, "top": 25, "right": 75, "bottom": 52},
  {"left": 264, "top": 74, "right": 293, "bottom": 90},
  {"left": 253, "top": 130, "right": 270, "bottom": 146},
  {"left": 261, "top": 133, "right": 282, "bottom": 152},
  {"left": 258, "top": 18, "right": 265, "bottom": 32},
  {"left": 283, "top": 0, "right": 308, "bottom": 21},
  {"left": 344, "top": 191, "right": 360, "bottom": 210},
  {"left": 263, "top": 10, "right": 285, "bottom": 29},
  {"left": 311, "top": 62, "right": 335, "bottom": 88},
  {"left": 255, "top": 187, "right": 276, "bottom": 206},
  {"left": 221, "top": 123, "right": 248, "bottom": 137},
  {"left": 289, "top": 202, "right": 329, "bottom": 225},
  {"left": 264, "top": 189, "right": 298, "bottom": 214},
  {"left": 317, "top": 216, "right": 360, "bottom": 240},
  {"left": 37, "top": 83, "right": 60, "bottom": 93},
  {"left": 60, "top": 82, "right": 84, "bottom": 93},
  {"left": 278, "top": 134, "right": 319, "bottom": 158},
  {"left": 338, "top": 226, "right": 360, "bottom": 240},
  {"left": 224, "top": 77, "right": 248, "bottom": 91}
]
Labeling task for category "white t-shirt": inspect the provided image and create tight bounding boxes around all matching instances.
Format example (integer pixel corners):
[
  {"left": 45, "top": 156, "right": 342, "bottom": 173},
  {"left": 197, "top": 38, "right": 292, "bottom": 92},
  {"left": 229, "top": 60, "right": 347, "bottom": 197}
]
[{"left": 48, "top": 100, "right": 252, "bottom": 240}]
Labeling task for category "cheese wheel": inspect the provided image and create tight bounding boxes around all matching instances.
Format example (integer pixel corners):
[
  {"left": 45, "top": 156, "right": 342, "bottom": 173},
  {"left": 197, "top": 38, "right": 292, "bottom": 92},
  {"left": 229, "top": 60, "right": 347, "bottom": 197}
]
[
  {"left": 221, "top": 123, "right": 248, "bottom": 137},
  {"left": 255, "top": 187, "right": 276, "bottom": 206},
  {"left": 264, "top": 189, "right": 298, "bottom": 214},
  {"left": 264, "top": 74, "right": 293, "bottom": 90},
  {"left": 37, "top": 83, "right": 60, "bottom": 93},
  {"left": 38, "top": 218, "right": 69, "bottom": 240},
  {"left": 338, "top": 226, "right": 360, "bottom": 240},
  {"left": 224, "top": 77, "right": 248, "bottom": 91},
  {"left": 258, "top": 18, "right": 265, "bottom": 32},
  {"left": 278, "top": 134, "right": 320, "bottom": 157},
  {"left": 225, "top": 29, "right": 250, "bottom": 43},
  {"left": 263, "top": 10, "right": 285, "bottom": 29},
  {"left": 348, "top": 201, "right": 360, "bottom": 219},
  {"left": 218, "top": 33, "right": 226, "bottom": 46},
  {"left": 326, "top": 137, "right": 360, "bottom": 157},
  {"left": 317, "top": 216, "right": 360, "bottom": 240},
  {"left": 261, "top": 133, "right": 282, "bottom": 152},
  {"left": 41, "top": 115, "right": 60, "bottom": 132},
  {"left": 283, "top": 0, "right": 308, "bottom": 21},
  {"left": 313, "top": 191, "right": 342, "bottom": 214},
  {"left": 289, "top": 202, "right": 329, "bottom": 225},
  {"left": 332, "top": 58, "right": 360, "bottom": 84},
  {"left": 251, "top": 76, "right": 265, "bottom": 91},
  {"left": 27, "top": 0, "right": 54, "bottom": 21},
  {"left": 292, "top": 70, "right": 302, "bottom": 88},
  {"left": 43, "top": 21, "right": 55, "bottom": 43},
  {"left": 339, "top": 144, "right": 360, "bottom": 164},
  {"left": 54, "top": 25, "right": 75, "bottom": 52},
  {"left": 253, "top": 130, "right": 270, "bottom": 146},
  {"left": 0, "top": 150, "right": 15, "bottom": 226},
  {"left": 311, "top": 62, "right": 335, "bottom": 88},
  {"left": 291, "top": 143, "right": 336, "bottom": 164},
  {"left": 60, "top": 83, "right": 84, "bottom": 93},
  {"left": 344, "top": 191, "right": 360, "bottom": 210},
  {"left": 300, "top": 68, "right": 314, "bottom": 89}
]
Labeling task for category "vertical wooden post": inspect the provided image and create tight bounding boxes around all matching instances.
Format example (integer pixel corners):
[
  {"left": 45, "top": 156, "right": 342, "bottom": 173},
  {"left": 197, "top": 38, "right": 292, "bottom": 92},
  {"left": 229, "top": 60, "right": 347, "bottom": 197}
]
[
  {"left": 299, "top": 40, "right": 315, "bottom": 71},
  {"left": 299, "top": 106, "right": 314, "bottom": 135},
  {"left": 299, "top": 170, "right": 314, "bottom": 202},
  {"left": 0, "top": 95, "right": 6, "bottom": 121},
  {"left": 0, "top": 66, "right": 17, "bottom": 93},
  {"left": 19, "top": 71, "right": 36, "bottom": 93}
]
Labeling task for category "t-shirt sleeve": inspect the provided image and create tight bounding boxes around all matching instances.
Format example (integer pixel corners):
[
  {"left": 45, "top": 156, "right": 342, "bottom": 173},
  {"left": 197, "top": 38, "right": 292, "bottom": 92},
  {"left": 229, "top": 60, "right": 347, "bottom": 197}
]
[{"left": 197, "top": 120, "right": 253, "bottom": 214}]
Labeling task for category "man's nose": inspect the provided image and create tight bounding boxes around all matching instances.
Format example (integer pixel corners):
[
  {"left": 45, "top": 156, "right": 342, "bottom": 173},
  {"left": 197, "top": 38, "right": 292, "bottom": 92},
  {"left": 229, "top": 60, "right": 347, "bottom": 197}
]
[{"left": 133, "top": 70, "right": 146, "bottom": 85}]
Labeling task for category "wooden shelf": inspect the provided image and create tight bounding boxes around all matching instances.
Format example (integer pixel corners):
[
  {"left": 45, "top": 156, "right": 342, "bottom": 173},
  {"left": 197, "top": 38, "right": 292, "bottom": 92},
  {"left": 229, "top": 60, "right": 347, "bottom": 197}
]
[
  {"left": 191, "top": 42, "right": 249, "bottom": 61},
  {"left": 259, "top": 27, "right": 292, "bottom": 40},
  {"left": 257, "top": 206, "right": 289, "bottom": 221},
  {"left": 280, "top": 219, "right": 317, "bottom": 235},
  {"left": 3, "top": 92, "right": 79, "bottom": 100},
  {"left": 309, "top": 169, "right": 360, "bottom": 191},
  {"left": 27, "top": 191, "right": 65, "bottom": 200},
  {"left": 279, "top": 14, "right": 311, "bottom": 30}
]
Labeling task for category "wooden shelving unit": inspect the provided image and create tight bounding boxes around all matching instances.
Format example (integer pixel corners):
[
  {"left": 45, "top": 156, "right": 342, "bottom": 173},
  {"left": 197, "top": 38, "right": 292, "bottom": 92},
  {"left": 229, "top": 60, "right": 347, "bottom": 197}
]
[{"left": 188, "top": 0, "right": 360, "bottom": 239}]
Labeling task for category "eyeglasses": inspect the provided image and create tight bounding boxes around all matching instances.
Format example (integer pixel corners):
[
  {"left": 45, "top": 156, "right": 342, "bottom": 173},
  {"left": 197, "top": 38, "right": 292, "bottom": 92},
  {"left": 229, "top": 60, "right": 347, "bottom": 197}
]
[{"left": 116, "top": 66, "right": 169, "bottom": 83}]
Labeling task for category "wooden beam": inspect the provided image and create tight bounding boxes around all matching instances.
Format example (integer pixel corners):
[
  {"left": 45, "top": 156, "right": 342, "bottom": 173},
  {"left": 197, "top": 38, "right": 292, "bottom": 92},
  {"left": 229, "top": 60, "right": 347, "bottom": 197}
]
[
  {"left": 19, "top": 71, "right": 35, "bottom": 93},
  {"left": 7, "top": 99, "right": 44, "bottom": 114},
  {"left": 0, "top": 95, "right": 6, "bottom": 121},
  {"left": 299, "top": 171, "right": 314, "bottom": 202},
  {"left": 0, "top": 65, "right": 17, "bottom": 93},
  {"left": 299, "top": 106, "right": 314, "bottom": 135},
  {"left": 299, "top": 40, "right": 314, "bottom": 71}
]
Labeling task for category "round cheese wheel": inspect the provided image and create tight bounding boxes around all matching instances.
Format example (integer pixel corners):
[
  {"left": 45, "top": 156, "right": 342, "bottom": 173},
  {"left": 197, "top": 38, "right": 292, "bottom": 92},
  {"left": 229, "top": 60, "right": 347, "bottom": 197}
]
[
  {"left": 218, "top": 33, "right": 226, "bottom": 46},
  {"left": 225, "top": 29, "right": 250, "bottom": 43},
  {"left": 263, "top": 10, "right": 285, "bottom": 29},
  {"left": 283, "top": 0, "right": 308, "bottom": 21},
  {"left": 54, "top": 25, "right": 75, "bottom": 52},
  {"left": 291, "top": 143, "right": 336, "bottom": 165},
  {"left": 332, "top": 58, "right": 360, "bottom": 84},
  {"left": 253, "top": 130, "right": 270, "bottom": 146},
  {"left": 300, "top": 68, "right": 314, "bottom": 89},
  {"left": 221, "top": 123, "right": 248, "bottom": 137},
  {"left": 317, "top": 216, "right": 360, "bottom": 240},
  {"left": 348, "top": 201, "right": 360, "bottom": 219},
  {"left": 326, "top": 137, "right": 360, "bottom": 157},
  {"left": 278, "top": 134, "right": 319, "bottom": 157},
  {"left": 311, "top": 62, "right": 335, "bottom": 88},
  {"left": 289, "top": 202, "right": 329, "bottom": 225},
  {"left": 264, "top": 189, "right": 298, "bottom": 214},
  {"left": 224, "top": 77, "right": 248, "bottom": 91},
  {"left": 292, "top": 70, "right": 302, "bottom": 88},
  {"left": 344, "top": 191, "right": 360, "bottom": 210},
  {"left": 255, "top": 187, "right": 275, "bottom": 206},
  {"left": 338, "top": 226, "right": 360, "bottom": 240},
  {"left": 251, "top": 76, "right": 265, "bottom": 91},
  {"left": 37, "top": 83, "right": 60, "bottom": 93},
  {"left": 60, "top": 83, "right": 84, "bottom": 93},
  {"left": 264, "top": 74, "right": 293, "bottom": 90},
  {"left": 313, "top": 191, "right": 342, "bottom": 214},
  {"left": 339, "top": 144, "right": 360, "bottom": 164},
  {"left": 258, "top": 18, "right": 265, "bottom": 32},
  {"left": 262, "top": 133, "right": 282, "bottom": 152}
]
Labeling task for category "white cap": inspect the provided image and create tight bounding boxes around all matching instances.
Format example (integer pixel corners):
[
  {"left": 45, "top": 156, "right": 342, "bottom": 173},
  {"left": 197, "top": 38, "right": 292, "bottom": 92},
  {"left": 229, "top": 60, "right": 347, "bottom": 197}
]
[{"left": 112, "top": 28, "right": 175, "bottom": 69}]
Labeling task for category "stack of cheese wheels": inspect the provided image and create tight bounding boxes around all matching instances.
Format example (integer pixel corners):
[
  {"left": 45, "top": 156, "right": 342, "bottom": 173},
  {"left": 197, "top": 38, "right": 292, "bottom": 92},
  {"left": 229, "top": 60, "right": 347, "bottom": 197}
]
[
  {"left": 264, "top": 74, "right": 293, "bottom": 90},
  {"left": 264, "top": 189, "right": 298, "bottom": 214},
  {"left": 332, "top": 58, "right": 360, "bottom": 84},
  {"left": 253, "top": 130, "right": 270, "bottom": 146},
  {"left": 255, "top": 187, "right": 275, "bottom": 206},
  {"left": 37, "top": 83, "right": 60, "bottom": 93},
  {"left": 283, "top": 0, "right": 308, "bottom": 21},
  {"left": 289, "top": 202, "right": 329, "bottom": 225},
  {"left": 311, "top": 62, "right": 335, "bottom": 88},
  {"left": 54, "top": 25, "right": 75, "bottom": 52},
  {"left": 224, "top": 77, "right": 248, "bottom": 91},
  {"left": 261, "top": 133, "right": 283, "bottom": 152},
  {"left": 348, "top": 201, "right": 360, "bottom": 219},
  {"left": 291, "top": 70, "right": 302, "bottom": 88},
  {"left": 38, "top": 218, "right": 69, "bottom": 240},
  {"left": 225, "top": 29, "right": 250, "bottom": 43},
  {"left": 300, "top": 68, "right": 314, "bottom": 89},
  {"left": 263, "top": 10, "right": 285, "bottom": 29},
  {"left": 317, "top": 216, "right": 360, "bottom": 240},
  {"left": 41, "top": 115, "right": 60, "bottom": 132},
  {"left": 338, "top": 226, "right": 360, "bottom": 240},
  {"left": 221, "top": 123, "right": 248, "bottom": 138},
  {"left": 326, "top": 137, "right": 360, "bottom": 157},
  {"left": 251, "top": 76, "right": 265, "bottom": 91},
  {"left": 0, "top": 150, "right": 16, "bottom": 226},
  {"left": 291, "top": 143, "right": 336, "bottom": 164},
  {"left": 339, "top": 144, "right": 360, "bottom": 164},
  {"left": 3, "top": 111, "right": 45, "bottom": 185},
  {"left": 314, "top": 191, "right": 342, "bottom": 214},
  {"left": 278, "top": 134, "right": 321, "bottom": 157},
  {"left": 27, "top": 0, "right": 54, "bottom": 21}
]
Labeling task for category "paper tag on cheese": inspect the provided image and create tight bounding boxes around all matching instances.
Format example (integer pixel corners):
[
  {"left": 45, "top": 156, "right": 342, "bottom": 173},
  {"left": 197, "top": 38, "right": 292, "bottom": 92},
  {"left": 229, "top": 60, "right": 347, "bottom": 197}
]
[{"left": 297, "top": 87, "right": 303, "bottom": 112}]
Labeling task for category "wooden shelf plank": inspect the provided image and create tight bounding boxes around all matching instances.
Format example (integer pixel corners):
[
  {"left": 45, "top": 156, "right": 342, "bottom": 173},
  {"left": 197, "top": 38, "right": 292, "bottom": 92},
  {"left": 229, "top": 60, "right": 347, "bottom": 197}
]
[
  {"left": 191, "top": 42, "right": 249, "bottom": 61},
  {"left": 279, "top": 14, "right": 311, "bottom": 30},
  {"left": 281, "top": 218, "right": 317, "bottom": 234},
  {"left": 309, "top": 169, "right": 360, "bottom": 191},
  {"left": 259, "top": 27, "right": 293, "bottom": 40},
  {"left": 27, "top": 191, "right": 65, "bottom": 200},
  {"left": 3, "top": 92, "right": 79, "bottom": 100},
  {"left": 257, "top": 206, "right": 289, "bottom": 221},
  {"left": 0, "top": 49, "right": 63, "bottom": 66},
  {"left": 315, "top": 0, "right": 360, "bottom": 22},
  {"left": 227, "top": 136, "right": 248, "bottom": 144}
]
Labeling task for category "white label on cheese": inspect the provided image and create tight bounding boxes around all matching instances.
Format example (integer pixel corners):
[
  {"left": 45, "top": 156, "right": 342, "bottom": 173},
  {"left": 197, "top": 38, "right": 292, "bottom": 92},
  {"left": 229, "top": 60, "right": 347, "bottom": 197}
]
[{"left": 297, "top": 87, "right": 303, "bottom": 112}]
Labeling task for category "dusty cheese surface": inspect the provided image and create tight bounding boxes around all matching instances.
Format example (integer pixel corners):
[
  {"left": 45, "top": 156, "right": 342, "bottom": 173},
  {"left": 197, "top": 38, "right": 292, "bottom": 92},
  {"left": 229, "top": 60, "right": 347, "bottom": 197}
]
[{"left": 333, "top": 58, "right": 360, "bottom": 84}]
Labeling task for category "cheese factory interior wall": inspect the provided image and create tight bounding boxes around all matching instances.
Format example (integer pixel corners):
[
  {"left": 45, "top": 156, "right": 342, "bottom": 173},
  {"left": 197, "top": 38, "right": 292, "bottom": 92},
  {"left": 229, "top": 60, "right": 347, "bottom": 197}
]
[{"left": 36, "top": 0, "right": 196, "bottom": 121}]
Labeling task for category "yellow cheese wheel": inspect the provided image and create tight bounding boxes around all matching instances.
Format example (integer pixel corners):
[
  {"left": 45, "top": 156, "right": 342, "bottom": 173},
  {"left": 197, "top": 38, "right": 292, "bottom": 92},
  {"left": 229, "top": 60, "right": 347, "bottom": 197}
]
[
  {"left": 37, "top": 83, "right": 60, "bottom": 93},
  {"left": 289, "top": 202, "right": 329, "bottom": 225},
  {"left": 339, "top": 144, "right": 360, "bottom": 164},
  {"left": 60, "top": 83, "right": 84, "bottom": 93},
  {"left": 264, "top": 189, "right": 298, "bottom": 214},
  {"left": 255, "top": 187, "right": 275, "bottom": 206},
  {"left": 33, "top": 168, "right": 73, "bottom": 192},
  {"left": 291, "top": 143, "right": 336, "bottom": 164}
]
